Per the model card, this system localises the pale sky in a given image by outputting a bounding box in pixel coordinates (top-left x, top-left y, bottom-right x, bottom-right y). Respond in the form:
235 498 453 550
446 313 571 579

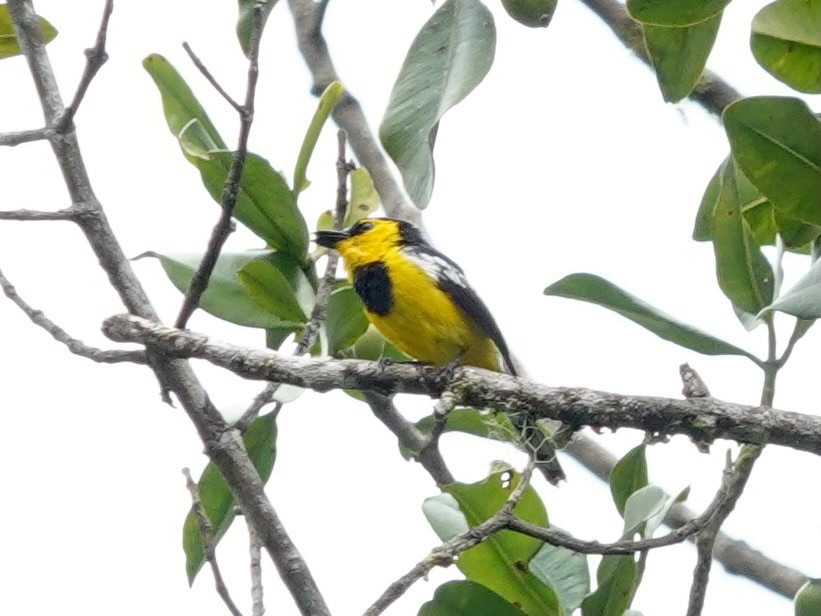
1 1 819 615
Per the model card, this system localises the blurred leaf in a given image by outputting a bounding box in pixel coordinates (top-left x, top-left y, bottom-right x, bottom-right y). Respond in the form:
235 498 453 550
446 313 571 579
760 258 821 319
238 256 312 324
610 445 648 517
183 412 277 584
236 0 277 58
143 55 309 257
627 0 730 26
581 556 636 616
724 96 821 227
622 485 666 538
293 81 344 195
643 14 722 102
529 539 591 615
751 0 821 93
711 158 775 315
419 581 528 616
326 285 370 353
795 578 821 616
417 408 516 442
442 470 560 616
645 486 689 538
545 274 759 361
345 167 381 226
0 6 58 59
266 327 293 350
774 210 821 249
500 0 558 28
379 0 495 208
135 250 303 329
351 325 410 362
423 492 471 541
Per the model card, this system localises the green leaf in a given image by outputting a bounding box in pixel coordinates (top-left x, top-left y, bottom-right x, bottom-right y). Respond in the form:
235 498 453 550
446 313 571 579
379 0 495 208
183 412 277 584
293 81 344 196
711 158 776 315
545 274 759 361
581 556 636 616
643 14 722 103
351 325 410 362
422 493 471 541
135 251 303 329
795 579 821 616
621 485 666 538
761 257 821 319
751 0 821 93
442 470 560 616
645 486 690 538
345 167 381 226
236 0 277 58
627 0 731 26
325 285 370 353
238 259 311 324
419 581 527 616
0 5 57 59
143 55 309 257
724 96 821 227
609 445 648 517
529 540 591 615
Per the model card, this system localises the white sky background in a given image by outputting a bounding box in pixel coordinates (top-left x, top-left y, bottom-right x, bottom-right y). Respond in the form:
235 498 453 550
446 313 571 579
1 0 819 614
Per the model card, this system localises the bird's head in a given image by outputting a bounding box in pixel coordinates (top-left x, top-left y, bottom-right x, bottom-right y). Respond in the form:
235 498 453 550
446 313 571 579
315 218 424 268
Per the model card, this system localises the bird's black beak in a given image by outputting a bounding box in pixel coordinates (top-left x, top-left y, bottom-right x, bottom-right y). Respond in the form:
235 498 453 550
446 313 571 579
314 229 349 249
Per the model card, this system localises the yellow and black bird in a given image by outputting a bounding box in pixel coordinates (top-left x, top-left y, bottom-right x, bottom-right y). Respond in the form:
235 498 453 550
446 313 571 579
315 217 566 484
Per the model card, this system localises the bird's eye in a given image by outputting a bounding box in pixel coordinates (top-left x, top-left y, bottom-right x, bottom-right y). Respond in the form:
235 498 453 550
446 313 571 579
352 220 374 235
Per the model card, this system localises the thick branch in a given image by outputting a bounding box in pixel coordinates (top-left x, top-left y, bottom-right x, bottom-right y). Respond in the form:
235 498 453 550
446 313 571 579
578 0 741 115
103 315 821 458
287 0 421 225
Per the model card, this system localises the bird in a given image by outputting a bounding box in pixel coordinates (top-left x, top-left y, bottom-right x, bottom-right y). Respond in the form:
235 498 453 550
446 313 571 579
315 217 566 484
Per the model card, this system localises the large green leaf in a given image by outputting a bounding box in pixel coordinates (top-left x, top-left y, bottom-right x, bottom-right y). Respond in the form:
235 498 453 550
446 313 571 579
627 0 731 26
183 412 277 584
236 0 278 58
711 158 776 315
238 253 314 324
724 96 821 227
135 251 304 329
379 0 495 208
419 581 527 616
293 81 344 196
143 55 309 258
325 285 370 354
529 540 591 615
643 14 722 103
609 445 648 517
751 0 821 93
581 556 636 616
0 5 57 59
760 257 821 319
621 485 666 538
545 274 759 361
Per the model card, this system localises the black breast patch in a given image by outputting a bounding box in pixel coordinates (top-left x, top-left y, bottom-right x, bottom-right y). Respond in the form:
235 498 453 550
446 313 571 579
353 261 393 316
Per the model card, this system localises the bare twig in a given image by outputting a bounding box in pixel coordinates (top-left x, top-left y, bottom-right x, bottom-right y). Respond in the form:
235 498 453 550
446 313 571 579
183 468 245 616
0 266 147 364
102 315 821 459
0 207 78 221
175 6 264 329
248 522 265 616
56 0 114 132
287 0 421 225
182 42 244 114
0 127 51 147
577 0 741 115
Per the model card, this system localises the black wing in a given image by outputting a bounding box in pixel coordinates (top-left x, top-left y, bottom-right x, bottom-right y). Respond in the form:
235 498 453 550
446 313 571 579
403 243 517 376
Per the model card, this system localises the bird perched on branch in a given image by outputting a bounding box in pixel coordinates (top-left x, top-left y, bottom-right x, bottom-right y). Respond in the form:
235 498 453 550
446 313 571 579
315 217 566 484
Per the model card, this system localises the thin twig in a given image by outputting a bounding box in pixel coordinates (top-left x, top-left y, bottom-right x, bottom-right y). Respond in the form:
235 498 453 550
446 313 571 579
0 207 77 221
175 6 264 329
183 468 245 616
248 521 265 616
0 127 51 147
56 0 114 132
363 458 537 616
182 42 244 114
0 266 147 364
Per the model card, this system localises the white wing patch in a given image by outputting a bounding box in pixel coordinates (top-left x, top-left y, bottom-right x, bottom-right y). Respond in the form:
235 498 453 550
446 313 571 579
404 247 468 288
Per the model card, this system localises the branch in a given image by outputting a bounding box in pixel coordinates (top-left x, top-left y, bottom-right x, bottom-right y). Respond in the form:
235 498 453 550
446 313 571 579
8 4 330 614
102 315 821 458
183 468 245 616
0 266 147 364
287 0 421 225
175 6 264 329
248 522 265 616
0 127 51 147
577 0 741 116
0 207 78 221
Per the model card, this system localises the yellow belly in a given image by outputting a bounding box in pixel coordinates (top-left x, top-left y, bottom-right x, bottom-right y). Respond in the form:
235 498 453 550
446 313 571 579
356 257 501 371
